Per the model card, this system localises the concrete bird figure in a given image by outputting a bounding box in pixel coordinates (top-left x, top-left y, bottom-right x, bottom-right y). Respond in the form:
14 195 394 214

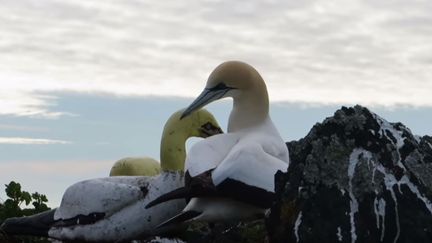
110 157 161 177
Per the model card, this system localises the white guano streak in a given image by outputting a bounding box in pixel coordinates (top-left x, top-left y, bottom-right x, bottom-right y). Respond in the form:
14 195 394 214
376 164 400 243
348 149 370 243
427 142 432 150
348 149 373 243
360 117 431 243
375 115 405 149
374 114 403 243
294 211 303 243
375 116 432 242
337 226 343 242
375 114 407 171
373 195 386 241
398 175 432 214
372 160 432 243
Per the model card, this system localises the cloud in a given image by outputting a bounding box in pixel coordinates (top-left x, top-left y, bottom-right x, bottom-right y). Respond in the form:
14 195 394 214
0 87 76 118
0 0 432 117
0 137 71 145
0 160 108 175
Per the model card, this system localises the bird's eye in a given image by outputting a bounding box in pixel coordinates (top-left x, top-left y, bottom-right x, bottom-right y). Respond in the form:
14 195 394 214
202 122 214 130
208 83 229 91
200 122 223 136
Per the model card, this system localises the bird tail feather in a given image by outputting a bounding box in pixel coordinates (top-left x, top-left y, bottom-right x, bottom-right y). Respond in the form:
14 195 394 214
156 210 202 229
145 187 190 209
0 209 56 237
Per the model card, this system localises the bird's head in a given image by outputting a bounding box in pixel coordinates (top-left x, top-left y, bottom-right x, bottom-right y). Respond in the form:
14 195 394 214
160 108 222 172
187 108 223 138
181 61 266 119
166 108 222 139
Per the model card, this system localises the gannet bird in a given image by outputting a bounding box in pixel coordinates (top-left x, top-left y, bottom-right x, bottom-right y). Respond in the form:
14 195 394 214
0 108 222 242
110 157 161 176
146 61 289 227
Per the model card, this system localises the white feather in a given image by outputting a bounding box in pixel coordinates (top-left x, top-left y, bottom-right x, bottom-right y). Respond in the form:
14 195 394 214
185 133 239 176
212 142 287 192
54 177 149 220
189 117 288 192
161 62 290 223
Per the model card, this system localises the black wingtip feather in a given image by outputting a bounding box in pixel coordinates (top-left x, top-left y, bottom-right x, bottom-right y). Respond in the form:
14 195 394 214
155 210 202 229
0 209 56 237
145 187 190 209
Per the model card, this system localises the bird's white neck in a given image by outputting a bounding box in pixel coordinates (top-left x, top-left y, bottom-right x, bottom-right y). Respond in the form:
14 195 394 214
228 87 269 132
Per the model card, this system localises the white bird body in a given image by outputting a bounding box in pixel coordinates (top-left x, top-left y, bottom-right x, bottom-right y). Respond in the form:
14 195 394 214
146 61 289 226
184 133 238 177
186 117 288 191
181 118 288 222
49 172 185 241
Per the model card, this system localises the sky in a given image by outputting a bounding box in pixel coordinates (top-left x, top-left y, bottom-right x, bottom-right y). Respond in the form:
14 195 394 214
0 0 431 207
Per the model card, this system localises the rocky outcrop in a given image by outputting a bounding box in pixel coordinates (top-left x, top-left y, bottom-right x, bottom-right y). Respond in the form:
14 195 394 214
268 105 432 243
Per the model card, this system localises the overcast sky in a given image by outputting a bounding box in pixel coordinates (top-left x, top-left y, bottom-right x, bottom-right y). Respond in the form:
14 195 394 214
1 0 432 118
0 0 431 206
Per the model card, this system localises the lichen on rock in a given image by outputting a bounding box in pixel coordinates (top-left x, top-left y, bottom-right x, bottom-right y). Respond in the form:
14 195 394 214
268 105 432 243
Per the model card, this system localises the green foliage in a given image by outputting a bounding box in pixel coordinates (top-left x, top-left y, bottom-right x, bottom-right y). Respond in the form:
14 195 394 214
31 192 50 214
0 181 52 243
0 181 51 221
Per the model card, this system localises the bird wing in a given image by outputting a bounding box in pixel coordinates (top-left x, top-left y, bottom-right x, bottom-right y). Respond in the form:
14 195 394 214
185 133 238 177
147 142 288 209
213 142 288 191
211 142 288 208
145 134 237 209
0 209 56 237
146 168 219 209
54 176 151 222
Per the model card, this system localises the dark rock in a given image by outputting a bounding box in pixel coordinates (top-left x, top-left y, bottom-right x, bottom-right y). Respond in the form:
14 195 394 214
173 220 267 243
267 105 432 243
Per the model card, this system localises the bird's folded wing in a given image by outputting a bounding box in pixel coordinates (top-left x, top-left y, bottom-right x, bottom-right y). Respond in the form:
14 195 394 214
185 133 238 177
147 166 280 209
211 143 288 208
145 170 214 208
54 177 150 221
146 145 287 209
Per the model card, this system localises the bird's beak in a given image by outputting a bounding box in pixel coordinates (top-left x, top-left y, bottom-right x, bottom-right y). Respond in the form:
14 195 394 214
181 88 228 119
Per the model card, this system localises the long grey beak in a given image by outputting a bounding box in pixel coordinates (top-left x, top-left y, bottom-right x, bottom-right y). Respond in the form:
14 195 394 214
181 88 228 119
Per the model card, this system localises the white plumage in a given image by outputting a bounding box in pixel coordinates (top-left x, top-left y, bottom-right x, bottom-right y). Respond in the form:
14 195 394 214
147 61 289 225
49 173 185 241
187 117 288 192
